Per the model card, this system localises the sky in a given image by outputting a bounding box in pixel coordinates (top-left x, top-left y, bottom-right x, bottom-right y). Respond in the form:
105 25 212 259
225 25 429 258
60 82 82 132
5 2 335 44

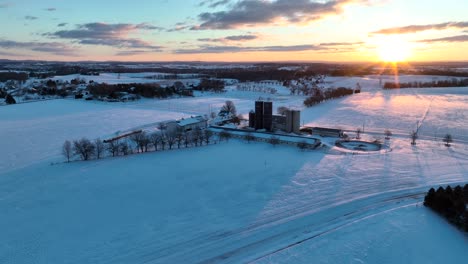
0 0 467 62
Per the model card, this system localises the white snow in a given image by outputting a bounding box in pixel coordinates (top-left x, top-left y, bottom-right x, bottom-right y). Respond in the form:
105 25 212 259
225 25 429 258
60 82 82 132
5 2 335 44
0 74 467 263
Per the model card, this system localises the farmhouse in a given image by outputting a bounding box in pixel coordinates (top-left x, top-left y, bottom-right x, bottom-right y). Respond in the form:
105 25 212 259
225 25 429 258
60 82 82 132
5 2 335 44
166 116 208 133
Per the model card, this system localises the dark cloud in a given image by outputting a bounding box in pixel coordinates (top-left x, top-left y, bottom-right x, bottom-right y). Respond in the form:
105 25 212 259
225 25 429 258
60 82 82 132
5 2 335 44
174 44 326 54
25 15 39 20
45 22 163 50
372 21 468 35
417 35 468 43
198 34 258 42
57 23 68 27
192 0 364 30
0 39 78 56
45 7 56 11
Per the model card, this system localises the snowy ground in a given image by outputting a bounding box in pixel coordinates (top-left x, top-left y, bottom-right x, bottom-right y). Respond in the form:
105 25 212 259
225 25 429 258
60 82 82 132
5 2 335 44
0 75 467 263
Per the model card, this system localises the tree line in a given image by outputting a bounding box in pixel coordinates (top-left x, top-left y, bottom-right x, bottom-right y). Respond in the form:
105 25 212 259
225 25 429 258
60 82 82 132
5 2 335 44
383 78 468 89
0 72 28 82
88 83 177 99
62 129 216 162
424 184 468 232
304 87 354 107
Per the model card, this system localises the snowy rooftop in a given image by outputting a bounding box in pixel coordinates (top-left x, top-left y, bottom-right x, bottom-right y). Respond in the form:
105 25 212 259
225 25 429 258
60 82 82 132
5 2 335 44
176 116 207 126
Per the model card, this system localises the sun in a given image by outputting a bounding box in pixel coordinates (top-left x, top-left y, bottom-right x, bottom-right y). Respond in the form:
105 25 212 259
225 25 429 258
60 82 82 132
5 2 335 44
375 36 412 62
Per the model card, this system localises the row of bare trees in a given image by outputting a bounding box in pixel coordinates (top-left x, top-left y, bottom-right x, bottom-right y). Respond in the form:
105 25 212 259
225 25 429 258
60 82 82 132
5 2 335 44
62 129 216 162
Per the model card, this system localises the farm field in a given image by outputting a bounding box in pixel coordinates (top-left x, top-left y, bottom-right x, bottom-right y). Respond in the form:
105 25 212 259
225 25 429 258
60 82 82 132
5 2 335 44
0 75 467 263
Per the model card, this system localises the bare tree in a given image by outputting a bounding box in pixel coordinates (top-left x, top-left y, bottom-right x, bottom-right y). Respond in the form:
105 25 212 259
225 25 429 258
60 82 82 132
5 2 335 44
130 132 149 153
160 135 167 150
277 106 289 116
204 130 213 145
184 131 191 147
443 133 453 147
106 140 120 157
193 129 203 146
62 140 72 162
356 128 361 139
95 138 105 159
73 138 95 161
244 132 255 143
119 141 130 155
150 132 162 151
221 100 237 116
410 131 418 145
219 131 231 142
167 135 176 150
384 129 392 140
176 132 184 149
269 136 280 146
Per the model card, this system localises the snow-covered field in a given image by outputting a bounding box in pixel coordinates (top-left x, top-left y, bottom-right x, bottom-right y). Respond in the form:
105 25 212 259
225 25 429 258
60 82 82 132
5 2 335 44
0 75 467 263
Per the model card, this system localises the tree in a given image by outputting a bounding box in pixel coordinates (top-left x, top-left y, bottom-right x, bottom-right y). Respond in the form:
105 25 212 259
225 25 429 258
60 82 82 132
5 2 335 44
244 132 255 143
183 131 191 147
95 138 105 159
410 131 418 145
106 140 120 157
130 132 149 153
176 132 184 149
219 131 231 142
73 138 95 161
5 94 16 104
268 136 280 146
119 141 130 155
62 140 72 162
193 129 203 146
384 129 392 140
277 106 289 115
356 128 361 139
221 100 237 116
150 132 162 151
167 135 176 150
204 130 213 145
443 134 453 147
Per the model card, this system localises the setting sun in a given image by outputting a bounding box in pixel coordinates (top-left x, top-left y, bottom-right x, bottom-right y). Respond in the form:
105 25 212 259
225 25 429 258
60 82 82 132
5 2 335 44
375 36 413 62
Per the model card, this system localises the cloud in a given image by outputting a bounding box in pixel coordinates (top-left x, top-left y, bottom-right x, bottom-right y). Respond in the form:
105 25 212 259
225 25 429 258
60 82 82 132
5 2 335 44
0 50 22 57
45 22 163 50
45 7 56 11
0 2 12 8
0 39 78 56
372 21 468 34
115 49 162 56
199 0 231 8
319 41 364 46
198 34 258 42
192 0 365 30
174 44 326 54
25 15 39 20
57 23 68 27
167 22 191 32
417 35 468 43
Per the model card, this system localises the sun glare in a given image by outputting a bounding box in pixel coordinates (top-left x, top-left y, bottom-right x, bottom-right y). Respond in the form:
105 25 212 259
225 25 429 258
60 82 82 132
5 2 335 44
375 36 412 62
